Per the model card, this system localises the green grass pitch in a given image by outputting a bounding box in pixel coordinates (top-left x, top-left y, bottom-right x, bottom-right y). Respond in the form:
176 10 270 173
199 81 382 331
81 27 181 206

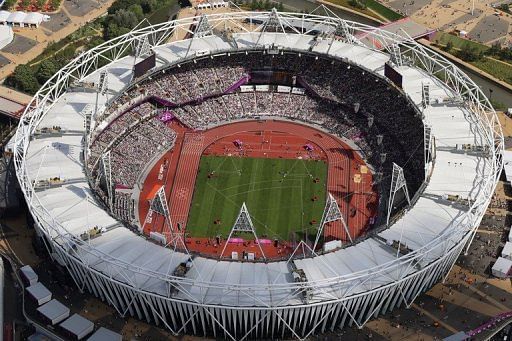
186 156 328 241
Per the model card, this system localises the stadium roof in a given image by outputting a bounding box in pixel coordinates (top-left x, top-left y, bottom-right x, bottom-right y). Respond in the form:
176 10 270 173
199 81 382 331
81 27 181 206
2 11 48 26
0 11 9 23
59 314 94 339
26 282 51 305
20 265 38 285
36 299 70 325
503 150 512 182
16 12 500 309
86 327 122 341
0 26 13 50
0 96 25 118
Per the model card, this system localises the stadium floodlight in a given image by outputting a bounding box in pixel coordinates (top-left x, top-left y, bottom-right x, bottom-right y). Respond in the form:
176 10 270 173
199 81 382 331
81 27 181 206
98 70 109 96
194 14 213 39
256 8 288 45
220 202 266 260
386 163 411 225
136 36 152 58
185 14 213 57
333 20 354 44
313 193 352 251
390 43 403 66
100 151 113 210
150 186 170 218
422 83 430 108
424 124 432 177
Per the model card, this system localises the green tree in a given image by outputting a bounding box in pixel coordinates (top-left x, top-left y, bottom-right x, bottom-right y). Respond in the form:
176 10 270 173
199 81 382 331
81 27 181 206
21 0 31 8
458 43 481 62
36 60 58 85
50 0 62 10
277 2 284 11
141 0 157 13
486 42 501 56
108 0 139 14
2 0 17 10
128 4 144 22
104 22 131 40
10 65 40 94
112 9 139 29
36 0 46 8
497 46 512 62
443 40 453 53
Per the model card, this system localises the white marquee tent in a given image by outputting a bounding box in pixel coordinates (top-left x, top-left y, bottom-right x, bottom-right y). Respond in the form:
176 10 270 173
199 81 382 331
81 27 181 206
0 25 13 50
0 10 49 27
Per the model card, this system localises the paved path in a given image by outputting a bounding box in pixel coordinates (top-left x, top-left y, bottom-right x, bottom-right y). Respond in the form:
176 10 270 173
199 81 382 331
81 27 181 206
381 0 512 46
0 0 115 84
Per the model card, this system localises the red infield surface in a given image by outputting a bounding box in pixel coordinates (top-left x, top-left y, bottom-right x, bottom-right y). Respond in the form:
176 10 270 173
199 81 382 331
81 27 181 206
138 119 378 258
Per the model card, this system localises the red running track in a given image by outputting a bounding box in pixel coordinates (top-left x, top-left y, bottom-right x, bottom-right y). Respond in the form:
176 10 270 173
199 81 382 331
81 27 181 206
138 119 378 257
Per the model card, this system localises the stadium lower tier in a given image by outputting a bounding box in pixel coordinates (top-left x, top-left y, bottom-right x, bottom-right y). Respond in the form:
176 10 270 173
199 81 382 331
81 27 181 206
137 119 378 259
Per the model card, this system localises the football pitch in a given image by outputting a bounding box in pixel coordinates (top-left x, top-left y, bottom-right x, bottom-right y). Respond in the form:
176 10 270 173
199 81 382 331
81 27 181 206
186 156 328 241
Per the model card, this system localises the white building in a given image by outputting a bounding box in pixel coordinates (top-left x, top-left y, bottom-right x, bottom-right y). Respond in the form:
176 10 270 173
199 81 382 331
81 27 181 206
492 257 512 278
0 11 49 27
502 241 512 260
0 25 13 50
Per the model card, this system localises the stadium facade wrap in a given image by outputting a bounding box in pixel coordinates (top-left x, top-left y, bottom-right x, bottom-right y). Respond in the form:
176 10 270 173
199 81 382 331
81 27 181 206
13 10 503 340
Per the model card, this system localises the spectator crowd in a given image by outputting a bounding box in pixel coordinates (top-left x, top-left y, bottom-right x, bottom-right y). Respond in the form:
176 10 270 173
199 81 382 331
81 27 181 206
87 51 425 224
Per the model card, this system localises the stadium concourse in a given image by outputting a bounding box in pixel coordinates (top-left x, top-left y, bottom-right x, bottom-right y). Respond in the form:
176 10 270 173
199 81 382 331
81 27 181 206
137 119 377 259
13 10 503 340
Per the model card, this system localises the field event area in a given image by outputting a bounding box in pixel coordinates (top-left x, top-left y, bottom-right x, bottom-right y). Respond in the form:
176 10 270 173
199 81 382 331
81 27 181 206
187 155 328 241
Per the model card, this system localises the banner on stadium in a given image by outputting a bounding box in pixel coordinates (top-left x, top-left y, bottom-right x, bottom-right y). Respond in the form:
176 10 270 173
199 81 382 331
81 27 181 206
240 85 254 92
255 85 269 92
291 87 305 95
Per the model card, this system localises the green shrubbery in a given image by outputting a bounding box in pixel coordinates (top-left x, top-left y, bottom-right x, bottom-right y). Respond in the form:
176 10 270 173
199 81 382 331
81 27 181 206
5 0 175 94
1 0 16 10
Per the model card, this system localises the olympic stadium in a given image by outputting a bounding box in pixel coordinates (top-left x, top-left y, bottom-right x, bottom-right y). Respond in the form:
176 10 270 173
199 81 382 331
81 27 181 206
13 9 503 340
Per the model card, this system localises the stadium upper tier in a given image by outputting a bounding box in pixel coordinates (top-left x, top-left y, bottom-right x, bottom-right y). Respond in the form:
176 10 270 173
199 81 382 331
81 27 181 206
14 10 503 339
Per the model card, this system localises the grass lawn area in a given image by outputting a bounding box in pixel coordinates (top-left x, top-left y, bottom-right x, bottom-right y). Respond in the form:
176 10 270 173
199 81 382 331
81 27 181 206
147 0 179 25
321 0 402 21
187 156 328 241
363 0 403 21
434 31 489 54
471 58 512 86
320 0 381 20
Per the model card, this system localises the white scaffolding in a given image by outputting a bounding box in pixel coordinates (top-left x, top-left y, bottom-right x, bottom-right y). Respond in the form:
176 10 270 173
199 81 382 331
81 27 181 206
220 203 266 260
386 163 411 225
390 43 402 66
98 70 109 96
313 193 352 251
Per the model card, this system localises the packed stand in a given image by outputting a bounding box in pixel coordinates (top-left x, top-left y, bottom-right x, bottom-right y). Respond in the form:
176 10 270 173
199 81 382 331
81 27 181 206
89 50 425 223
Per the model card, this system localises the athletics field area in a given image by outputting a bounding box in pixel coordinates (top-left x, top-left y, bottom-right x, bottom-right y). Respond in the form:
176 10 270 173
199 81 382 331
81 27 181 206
186 155 328 241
